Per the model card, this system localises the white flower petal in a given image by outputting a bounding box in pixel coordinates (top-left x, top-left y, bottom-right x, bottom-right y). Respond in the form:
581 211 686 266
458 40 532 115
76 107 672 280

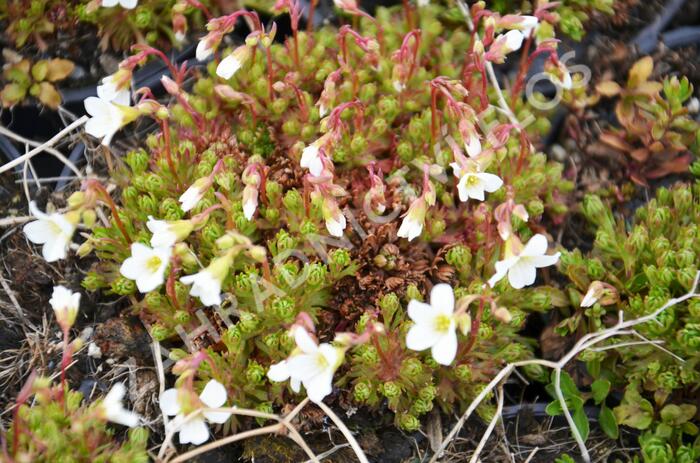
479 173 503 193
507 260 537 289
407 300 435 324
430 328 457 365
529 252 560 268
216 54 242 80
267 360 291 382
294 327 318 355
199 380 227 408
203 409 231 424
287 353 324 381
120 0 137 8
405 323 438 351
179 417 210 445
430 283 455 314
159 388 181 416
304 371 334 403
521 234 549 257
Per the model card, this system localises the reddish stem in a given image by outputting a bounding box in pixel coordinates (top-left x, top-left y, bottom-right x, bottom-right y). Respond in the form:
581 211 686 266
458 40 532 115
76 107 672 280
161 120 181 187
87 181 132 245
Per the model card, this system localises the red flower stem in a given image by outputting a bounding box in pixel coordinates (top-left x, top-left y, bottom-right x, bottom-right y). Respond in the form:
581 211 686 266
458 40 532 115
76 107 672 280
161 120 181 187
88 181 132 245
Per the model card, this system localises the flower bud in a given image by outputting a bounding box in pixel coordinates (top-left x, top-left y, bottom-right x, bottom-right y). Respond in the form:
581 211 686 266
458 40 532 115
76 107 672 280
111 276 136 295
353 381 372 402
400 358 423 378
381 381 401 399
246 361 266 383
397 413 420 431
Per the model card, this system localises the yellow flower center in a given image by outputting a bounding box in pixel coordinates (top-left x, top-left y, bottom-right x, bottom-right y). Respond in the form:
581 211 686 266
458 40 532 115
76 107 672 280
434 314 452 333
146 256 163 272
315 352 329 369
465 175 480 187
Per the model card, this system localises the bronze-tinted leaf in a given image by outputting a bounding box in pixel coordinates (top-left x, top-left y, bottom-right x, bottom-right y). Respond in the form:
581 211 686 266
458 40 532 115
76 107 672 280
37 82 62 109
46 59 75 82
0 83 27 107
31 60 49 82
595 80 621 97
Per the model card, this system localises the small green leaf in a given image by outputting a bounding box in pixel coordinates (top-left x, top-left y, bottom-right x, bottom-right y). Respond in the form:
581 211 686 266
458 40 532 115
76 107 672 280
573 406 590 442
31 60 49 82
0 83 27 107
591 378 611 404
599 405 619 439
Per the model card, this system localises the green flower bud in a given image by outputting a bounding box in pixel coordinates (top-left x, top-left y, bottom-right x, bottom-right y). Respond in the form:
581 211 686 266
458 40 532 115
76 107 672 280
144 173 165 194
174 310 190 324
455 364 472 381
382 381 401 399
582 195 607 223
126 149 149 174
377 96 399 119
329 248 351 267
397 413 420 431
350 135 367 155
651 236 670 257
372 118 388 135
418 385 436 402
586 259 606 280
271 296 296 322
406 284 422 302
246 361 266 383
358 345 379 365
159 198 184 220
359 82 377 102
411 399 433 415
137 195 158 215
628 225 648 253
380 292 400 312
111 276 136 295
263 332 280 349
238 311 260 333
397 141 413 162
353 381 372 402
271 98 288 115
134 7 153 28
678 323 700 348
122 186 139 206
656 371 679 390
223 325 243 345
446 245 472 268
82 272 106 291
283 189 303 215
128 427 149 447
282 119 301 136
150 324 170 341
202 221 225 244
641 436 673 462
306 262 327 287
399 358 423 378
144 291 167 310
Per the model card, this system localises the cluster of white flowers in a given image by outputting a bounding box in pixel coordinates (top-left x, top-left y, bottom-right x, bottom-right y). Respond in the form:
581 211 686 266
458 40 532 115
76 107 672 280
159 379 230 445
267 326 345 403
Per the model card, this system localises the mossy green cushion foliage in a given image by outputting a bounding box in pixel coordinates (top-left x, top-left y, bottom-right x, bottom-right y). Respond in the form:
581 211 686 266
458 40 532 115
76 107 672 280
0 0 214 50
6 386 148 462
82 3 574 430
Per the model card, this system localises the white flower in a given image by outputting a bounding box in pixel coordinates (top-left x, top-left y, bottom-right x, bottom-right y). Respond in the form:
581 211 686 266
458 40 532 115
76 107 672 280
321 199 346 237
397 213 423 241
242 185 258 220
175 31 186 43
417 0 429 7
268 327 343 403
503 29 525 53
23 201 76 262
216 45 251 80
398 195 431 241
180 252 233 306
580 288 598 307
488 234 560 289
49 285 80 329
300 143 324 177
518 15 539 37
119 243 172 293
464 134 482 158
179 177 212 212
96 74 130 106
196 38 215 61
405 284 459 365
452 165 503 202
102 0 137 9
147 216 194 248
84 96 129 147
160 380 230 446
102 383 141 427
